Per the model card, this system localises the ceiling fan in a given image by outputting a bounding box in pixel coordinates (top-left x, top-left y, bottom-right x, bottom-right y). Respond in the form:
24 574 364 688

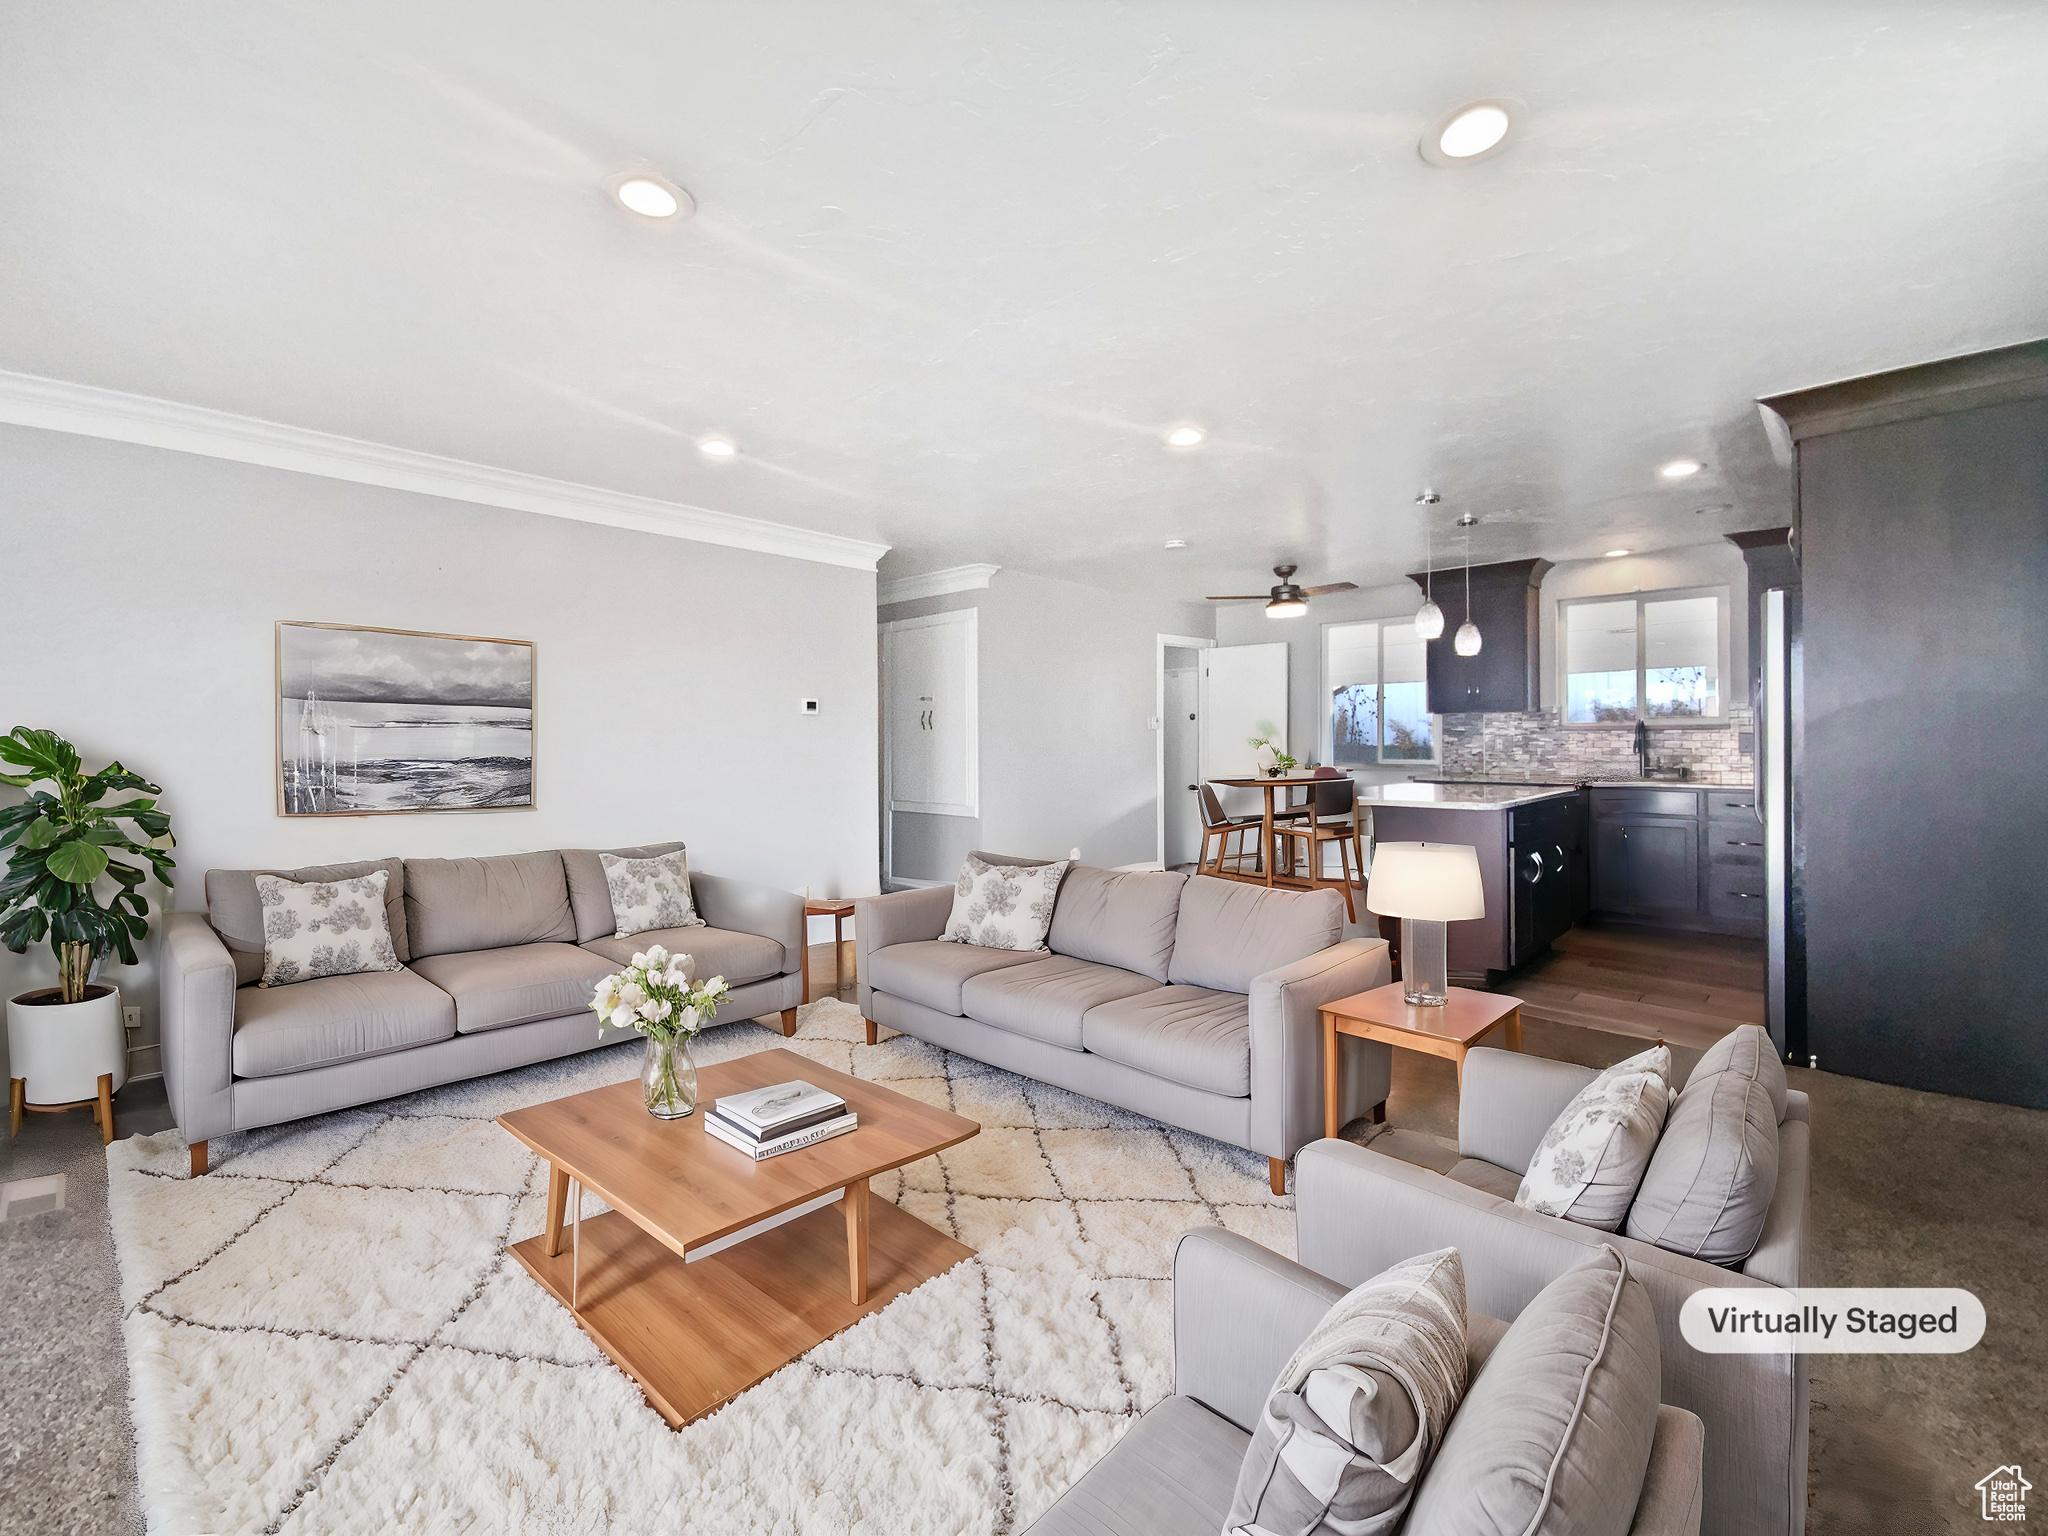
1206 564 1357 619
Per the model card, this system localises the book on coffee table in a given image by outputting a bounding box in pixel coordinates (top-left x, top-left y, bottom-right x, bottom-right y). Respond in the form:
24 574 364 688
705 1109 858 1160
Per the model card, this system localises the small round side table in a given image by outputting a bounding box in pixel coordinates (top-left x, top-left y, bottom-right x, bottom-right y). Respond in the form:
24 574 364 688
803 898 858 1003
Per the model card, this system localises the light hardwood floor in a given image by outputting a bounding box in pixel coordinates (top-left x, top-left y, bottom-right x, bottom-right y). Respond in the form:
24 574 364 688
1491 923 1765 1052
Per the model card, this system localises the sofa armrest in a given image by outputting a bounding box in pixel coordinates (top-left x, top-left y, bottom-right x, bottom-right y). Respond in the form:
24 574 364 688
1172 1228 1345 1435
854 886 954 1014
690 872 805 976
1246 937 1393 1161
1629 1405 1706 1536
1458 1047 1598 1173
1742 1110 1810 1289
158 911 237 1144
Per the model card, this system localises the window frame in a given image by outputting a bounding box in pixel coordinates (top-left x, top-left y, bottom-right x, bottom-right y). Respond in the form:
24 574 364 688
1320 616 1442 767
1557 583 1732 730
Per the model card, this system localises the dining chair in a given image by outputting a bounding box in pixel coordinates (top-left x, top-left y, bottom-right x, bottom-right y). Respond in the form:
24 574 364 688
1197 783 1263 878
1272 776 1367 921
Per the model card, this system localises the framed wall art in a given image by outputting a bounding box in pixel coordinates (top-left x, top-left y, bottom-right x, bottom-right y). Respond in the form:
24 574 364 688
276 621 535 815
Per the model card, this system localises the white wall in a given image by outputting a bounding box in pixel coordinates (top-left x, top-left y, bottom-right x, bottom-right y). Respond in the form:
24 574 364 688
0 425 880 1080
1215 541 1750 770
880 570 1213 878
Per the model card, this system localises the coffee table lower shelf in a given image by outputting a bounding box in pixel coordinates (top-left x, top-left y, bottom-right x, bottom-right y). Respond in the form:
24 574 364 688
508 1198 973 1428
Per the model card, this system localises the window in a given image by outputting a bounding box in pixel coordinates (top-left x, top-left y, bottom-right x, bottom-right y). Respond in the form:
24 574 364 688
1561 587 1726 726
1325 619 1438 764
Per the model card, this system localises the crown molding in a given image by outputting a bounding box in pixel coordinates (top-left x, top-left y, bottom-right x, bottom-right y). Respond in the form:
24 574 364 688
0 369 891 573
877 563 1001 605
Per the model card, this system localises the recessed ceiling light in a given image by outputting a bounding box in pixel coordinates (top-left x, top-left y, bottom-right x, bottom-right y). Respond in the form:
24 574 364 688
1421 101 1516 166
1164 539 1188 550
698 436 736 458
1455 513 1480 527
1605 548 1632 558
608 172 694 221
1659 459 1703 480
1165 425 1205 448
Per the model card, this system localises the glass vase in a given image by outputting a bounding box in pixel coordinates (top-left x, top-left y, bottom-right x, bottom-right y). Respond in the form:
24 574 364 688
641 1034 698 1119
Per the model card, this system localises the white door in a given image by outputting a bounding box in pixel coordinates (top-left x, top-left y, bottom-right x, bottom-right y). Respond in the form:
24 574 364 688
882 610 978 818
1201 642 1290 782
1164 666 1202 866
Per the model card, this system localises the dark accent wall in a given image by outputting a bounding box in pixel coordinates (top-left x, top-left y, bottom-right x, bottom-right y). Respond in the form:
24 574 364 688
1785 378 2048 1108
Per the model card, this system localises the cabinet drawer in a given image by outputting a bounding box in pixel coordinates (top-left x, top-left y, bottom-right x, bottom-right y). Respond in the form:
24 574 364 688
1704 791 1758 823
1707 882 1768 932
1592 788 1699 818
1706 832 1766 868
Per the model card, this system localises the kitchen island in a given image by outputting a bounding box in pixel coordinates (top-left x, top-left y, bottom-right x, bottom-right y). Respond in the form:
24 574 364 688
1360 781 1587 979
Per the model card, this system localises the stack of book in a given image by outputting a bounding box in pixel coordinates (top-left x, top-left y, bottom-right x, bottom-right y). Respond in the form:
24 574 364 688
705 1080 857 1160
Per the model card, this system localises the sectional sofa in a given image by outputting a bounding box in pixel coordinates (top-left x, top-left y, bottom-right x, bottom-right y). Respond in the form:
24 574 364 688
159 843 804 1173
856 860 1393 1191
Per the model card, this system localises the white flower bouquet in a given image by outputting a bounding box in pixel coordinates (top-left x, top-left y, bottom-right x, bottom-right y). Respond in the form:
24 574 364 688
590 944 731 1118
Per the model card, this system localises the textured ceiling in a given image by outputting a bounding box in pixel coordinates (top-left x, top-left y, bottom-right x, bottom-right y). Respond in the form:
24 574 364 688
4 1 2046 596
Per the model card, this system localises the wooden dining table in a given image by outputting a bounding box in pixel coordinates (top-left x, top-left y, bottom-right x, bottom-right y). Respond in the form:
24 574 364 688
1207 773 1330 888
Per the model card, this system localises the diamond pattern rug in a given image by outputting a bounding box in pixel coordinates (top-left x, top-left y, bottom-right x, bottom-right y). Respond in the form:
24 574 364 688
108 997 1297 1534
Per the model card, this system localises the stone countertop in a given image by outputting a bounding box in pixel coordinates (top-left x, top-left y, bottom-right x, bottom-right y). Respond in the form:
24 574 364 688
1414 775 1756 791
1355 782 1582 811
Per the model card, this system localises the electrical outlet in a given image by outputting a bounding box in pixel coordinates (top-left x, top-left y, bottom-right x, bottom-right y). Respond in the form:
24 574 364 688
123 1006 143 1032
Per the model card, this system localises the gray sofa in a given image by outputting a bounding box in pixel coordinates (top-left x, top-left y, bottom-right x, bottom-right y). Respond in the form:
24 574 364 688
1026 1227 1706 1536
160 843 804 1172
1293 1043 1810 1536
856 863 1393 1191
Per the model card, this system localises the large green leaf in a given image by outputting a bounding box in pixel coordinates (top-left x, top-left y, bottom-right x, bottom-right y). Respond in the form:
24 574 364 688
45 839 111 884
0 727 81 783
19 817 65 850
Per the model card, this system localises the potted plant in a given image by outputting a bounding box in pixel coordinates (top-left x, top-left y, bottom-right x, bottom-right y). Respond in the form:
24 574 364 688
1 727 176 1133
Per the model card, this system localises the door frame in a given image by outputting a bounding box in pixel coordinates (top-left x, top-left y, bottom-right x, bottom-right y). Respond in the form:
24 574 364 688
1154 633 1216 868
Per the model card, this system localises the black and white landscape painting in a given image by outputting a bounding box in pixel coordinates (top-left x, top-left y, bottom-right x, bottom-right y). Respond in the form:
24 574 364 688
277 623 534 814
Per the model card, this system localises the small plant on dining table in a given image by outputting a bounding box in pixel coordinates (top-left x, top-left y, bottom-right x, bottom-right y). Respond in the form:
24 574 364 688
1247 733 1299 777
590 945 730 1118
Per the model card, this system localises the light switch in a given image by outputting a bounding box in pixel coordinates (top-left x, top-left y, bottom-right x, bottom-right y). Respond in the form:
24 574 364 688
799 699 820 716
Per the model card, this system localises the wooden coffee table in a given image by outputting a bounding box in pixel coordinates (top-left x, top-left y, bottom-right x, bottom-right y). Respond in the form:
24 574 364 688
497 1046 979 1427
1318 983 1523 1138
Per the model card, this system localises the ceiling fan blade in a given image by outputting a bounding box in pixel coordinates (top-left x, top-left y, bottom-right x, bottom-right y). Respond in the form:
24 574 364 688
1301 582 1359 597
1205 594 1272 602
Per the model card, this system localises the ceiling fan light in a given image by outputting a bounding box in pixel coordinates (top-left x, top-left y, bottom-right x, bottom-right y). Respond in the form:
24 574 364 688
1266 598 1308 619
1414 599 1445 640
1454 621 1483 657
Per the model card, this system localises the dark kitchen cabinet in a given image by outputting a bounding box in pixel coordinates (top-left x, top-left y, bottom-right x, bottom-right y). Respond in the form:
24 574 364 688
1405 558 1552 714
1590 788 1702 922
1509 795 1578 965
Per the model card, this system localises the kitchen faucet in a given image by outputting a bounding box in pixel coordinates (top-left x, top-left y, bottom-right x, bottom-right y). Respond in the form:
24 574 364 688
1633 719 1651 778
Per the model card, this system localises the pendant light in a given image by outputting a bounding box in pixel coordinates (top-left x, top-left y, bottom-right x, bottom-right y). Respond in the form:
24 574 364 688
1453 523 1483 656
1414 491 1445 640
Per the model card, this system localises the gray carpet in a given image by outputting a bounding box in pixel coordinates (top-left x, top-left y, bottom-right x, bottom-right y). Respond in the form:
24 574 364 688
6 1038 2045 1533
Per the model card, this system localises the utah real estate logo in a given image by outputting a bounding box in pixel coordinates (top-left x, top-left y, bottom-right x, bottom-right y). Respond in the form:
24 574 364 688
1977 1465 2030 1523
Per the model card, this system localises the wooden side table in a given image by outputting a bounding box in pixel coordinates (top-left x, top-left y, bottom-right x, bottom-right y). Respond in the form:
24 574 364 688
1318 983 1523 1139
803 898 858 1004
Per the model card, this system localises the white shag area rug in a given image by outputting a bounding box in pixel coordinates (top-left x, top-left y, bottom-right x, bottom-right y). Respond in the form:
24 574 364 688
108 997 1297 1535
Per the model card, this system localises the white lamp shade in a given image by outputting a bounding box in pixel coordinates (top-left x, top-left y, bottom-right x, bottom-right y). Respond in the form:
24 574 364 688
1366 841 1486 920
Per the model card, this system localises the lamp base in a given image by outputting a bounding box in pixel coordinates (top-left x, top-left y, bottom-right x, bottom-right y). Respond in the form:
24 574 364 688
1400 918 1451 1006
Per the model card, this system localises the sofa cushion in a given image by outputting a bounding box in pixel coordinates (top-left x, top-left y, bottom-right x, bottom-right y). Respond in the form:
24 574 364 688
1687 1021 1787 1124
207 857 408 987
960 953 1160 1050
1027 1395 1245 1536
232 967 455 1078
602 849 705 938
407 942 616 1034
1404 1246 1660 1536
1046 866 1189 983
1166 876 1343 994
403 852 577 958
582 925 785 987
1514 1045 1672 1233
868 939 1043 1016
254 871 404 987
561 843 687 942
942 853 1072 951
1226 1247 1469 1536
1449 1157 1524 1201
1082 985 1251 1097
1625 1065 1780 1263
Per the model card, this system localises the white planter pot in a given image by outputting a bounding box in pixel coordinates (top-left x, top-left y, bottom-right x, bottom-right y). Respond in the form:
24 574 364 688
7 983 127 1105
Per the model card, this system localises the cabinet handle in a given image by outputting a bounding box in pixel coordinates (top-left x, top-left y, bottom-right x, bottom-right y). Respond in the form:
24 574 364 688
1731 891 1763 900
1724 840 1763 848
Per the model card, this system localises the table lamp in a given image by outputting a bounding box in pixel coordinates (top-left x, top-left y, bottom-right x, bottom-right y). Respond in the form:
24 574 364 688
1365 841 1485 1006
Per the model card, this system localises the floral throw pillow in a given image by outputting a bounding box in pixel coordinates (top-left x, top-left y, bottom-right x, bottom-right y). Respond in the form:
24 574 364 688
603 850 705 938
1514 1044 1672 1231
255 870 403 987
940 854 1072 951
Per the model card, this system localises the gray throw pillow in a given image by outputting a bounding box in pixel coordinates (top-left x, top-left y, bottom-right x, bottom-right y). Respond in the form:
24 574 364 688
1514 1045 1671 1232
1625 1065 1780 1262
1404 1246 1660 1536
1225 1248 1468 1536
941 853 1071 951
1686 1022 1787 1124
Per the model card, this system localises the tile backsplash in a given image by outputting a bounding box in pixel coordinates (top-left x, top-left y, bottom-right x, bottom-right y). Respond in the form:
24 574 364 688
1438 708 1754 785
